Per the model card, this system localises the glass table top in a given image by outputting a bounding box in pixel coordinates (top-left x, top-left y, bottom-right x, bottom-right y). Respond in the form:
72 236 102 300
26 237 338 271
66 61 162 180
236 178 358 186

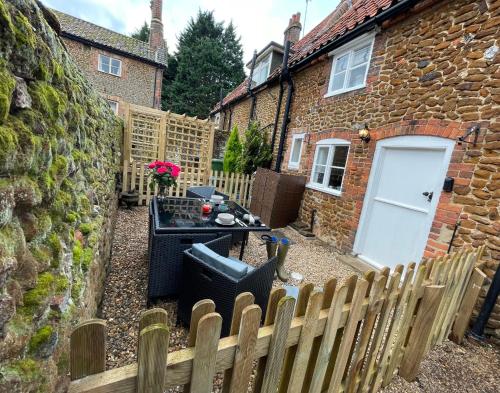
152 197 268 233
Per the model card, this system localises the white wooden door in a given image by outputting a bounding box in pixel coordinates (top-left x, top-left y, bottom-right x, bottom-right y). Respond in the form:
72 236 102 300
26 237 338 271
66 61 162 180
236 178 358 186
353 136 455 269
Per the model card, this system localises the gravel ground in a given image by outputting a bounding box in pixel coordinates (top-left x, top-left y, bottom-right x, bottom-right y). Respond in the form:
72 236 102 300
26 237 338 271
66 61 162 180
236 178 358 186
381 339 500 393
101 206 500 392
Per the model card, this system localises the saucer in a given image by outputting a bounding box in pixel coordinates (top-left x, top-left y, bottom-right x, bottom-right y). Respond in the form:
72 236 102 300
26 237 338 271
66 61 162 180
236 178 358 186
215 218 235 226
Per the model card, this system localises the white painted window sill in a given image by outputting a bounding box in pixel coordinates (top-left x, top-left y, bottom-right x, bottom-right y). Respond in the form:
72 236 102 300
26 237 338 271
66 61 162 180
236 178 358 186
98 69 121 78
306 183 342 197
288 163 300 170
324 85 365 98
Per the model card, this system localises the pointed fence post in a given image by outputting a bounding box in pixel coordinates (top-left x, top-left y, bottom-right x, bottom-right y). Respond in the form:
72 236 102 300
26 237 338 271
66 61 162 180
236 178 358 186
261 296 296 393
222 293 255 393
183 299 216 393
253 287 286 392
70 319 107 381
190 313 223 393
228 305 262 393
450 268 487 344
137 323 170 393
399 285 445 381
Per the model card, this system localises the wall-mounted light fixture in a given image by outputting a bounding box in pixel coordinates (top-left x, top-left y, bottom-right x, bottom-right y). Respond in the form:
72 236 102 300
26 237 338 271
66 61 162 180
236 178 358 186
457 125 480 146
358 127 371 143
304 133 312 145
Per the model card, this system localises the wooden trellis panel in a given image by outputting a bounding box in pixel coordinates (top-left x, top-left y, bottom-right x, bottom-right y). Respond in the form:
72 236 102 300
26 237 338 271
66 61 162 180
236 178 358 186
123 104 214 183
164 112 214 182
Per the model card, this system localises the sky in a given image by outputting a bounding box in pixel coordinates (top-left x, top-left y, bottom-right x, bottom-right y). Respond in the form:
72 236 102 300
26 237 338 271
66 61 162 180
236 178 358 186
42 0 339 63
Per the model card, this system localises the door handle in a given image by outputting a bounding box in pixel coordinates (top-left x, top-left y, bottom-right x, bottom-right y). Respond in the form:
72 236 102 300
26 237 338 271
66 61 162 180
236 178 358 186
422 191 433 202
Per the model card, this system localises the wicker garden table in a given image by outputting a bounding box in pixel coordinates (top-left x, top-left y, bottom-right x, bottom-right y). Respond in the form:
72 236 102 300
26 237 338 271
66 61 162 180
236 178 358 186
147 196 270 302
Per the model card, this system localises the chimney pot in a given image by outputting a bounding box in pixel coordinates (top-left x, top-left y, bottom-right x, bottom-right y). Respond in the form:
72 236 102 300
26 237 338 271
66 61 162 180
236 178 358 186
149 0 165 51
284 11 302 45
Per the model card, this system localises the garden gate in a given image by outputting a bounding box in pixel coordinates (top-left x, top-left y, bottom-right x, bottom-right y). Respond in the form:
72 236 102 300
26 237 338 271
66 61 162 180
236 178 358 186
68 247 486 393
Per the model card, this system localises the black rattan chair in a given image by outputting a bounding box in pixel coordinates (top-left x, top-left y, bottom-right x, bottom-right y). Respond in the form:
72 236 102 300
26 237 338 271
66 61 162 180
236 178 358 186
177 235 277 336
147 202 218 301
186 186 229 200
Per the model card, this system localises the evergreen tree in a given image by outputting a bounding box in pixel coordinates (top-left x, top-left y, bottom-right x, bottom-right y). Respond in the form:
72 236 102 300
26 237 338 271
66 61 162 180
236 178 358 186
162 11 245 118
223 126 242 173
131 21 150 42
239 122 272 175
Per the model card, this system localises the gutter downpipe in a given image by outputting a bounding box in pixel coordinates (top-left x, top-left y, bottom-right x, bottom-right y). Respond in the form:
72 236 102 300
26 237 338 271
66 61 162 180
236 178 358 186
270 41 290 154
275 40 294 173
248 51 258 126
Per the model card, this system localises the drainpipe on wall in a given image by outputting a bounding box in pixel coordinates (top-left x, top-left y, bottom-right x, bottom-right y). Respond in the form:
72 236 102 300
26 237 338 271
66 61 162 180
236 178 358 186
270 41 291 155
248 50 258 126
218 87 224 129
275 40 294 173
470 266 500 340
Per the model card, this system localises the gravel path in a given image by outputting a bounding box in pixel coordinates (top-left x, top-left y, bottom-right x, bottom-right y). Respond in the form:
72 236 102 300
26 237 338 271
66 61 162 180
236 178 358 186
101 206 500 392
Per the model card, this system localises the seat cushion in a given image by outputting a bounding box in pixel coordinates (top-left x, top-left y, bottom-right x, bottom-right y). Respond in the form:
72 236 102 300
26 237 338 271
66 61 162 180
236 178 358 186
192 243 248 279
228 256 255 273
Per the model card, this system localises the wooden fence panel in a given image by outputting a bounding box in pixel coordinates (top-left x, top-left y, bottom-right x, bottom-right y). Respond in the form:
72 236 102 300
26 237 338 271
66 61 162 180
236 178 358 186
68 248 483 393
122 162 254 208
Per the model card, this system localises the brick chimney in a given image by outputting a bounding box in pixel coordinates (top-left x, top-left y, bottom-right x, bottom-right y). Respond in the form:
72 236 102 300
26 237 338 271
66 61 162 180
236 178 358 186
149 0 166 51
284 13 302 45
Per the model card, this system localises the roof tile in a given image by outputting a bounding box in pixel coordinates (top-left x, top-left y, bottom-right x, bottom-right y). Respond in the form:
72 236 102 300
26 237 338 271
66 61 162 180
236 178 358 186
214 0 397 112
54 10 167 66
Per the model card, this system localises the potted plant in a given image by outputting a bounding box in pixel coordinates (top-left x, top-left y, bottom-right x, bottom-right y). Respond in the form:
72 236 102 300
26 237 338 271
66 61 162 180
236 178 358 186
147 160 181 201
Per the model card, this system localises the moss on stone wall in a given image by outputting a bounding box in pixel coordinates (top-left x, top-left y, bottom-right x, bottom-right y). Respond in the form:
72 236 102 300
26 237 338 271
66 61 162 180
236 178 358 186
28 325 53 353
0 0 122 390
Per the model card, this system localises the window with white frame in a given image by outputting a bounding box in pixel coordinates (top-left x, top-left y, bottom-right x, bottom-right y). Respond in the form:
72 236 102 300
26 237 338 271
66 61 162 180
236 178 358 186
107 100 118 114
326 34 374 96
98 54 122 76
308 139 350 195
252 54 271 86
288 133 305 169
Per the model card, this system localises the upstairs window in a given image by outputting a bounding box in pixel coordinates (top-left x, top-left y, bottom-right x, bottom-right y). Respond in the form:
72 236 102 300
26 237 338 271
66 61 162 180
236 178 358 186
308 139 350 196
98 54 122 76
288 133 305 170
326 34 374 97
252 54 271 86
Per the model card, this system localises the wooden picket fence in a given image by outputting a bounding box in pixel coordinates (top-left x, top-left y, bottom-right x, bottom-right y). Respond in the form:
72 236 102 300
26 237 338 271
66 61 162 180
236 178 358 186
122 159 254 208
68 247 486 393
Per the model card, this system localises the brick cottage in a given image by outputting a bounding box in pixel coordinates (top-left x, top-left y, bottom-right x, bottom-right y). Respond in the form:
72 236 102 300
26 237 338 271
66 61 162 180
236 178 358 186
53 0 167 116
212 0 500 340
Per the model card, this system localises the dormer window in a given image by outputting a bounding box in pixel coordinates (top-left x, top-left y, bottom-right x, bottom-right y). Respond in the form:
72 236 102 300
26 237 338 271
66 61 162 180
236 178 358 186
252 54 271 86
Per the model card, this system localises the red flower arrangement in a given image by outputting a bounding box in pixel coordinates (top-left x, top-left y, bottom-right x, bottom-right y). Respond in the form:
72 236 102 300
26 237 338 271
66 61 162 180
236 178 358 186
147 160 181 191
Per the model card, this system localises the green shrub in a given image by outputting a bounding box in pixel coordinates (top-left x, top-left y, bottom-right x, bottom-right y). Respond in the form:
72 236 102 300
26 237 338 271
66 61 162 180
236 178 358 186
223 125 242 173
239 121 272 174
